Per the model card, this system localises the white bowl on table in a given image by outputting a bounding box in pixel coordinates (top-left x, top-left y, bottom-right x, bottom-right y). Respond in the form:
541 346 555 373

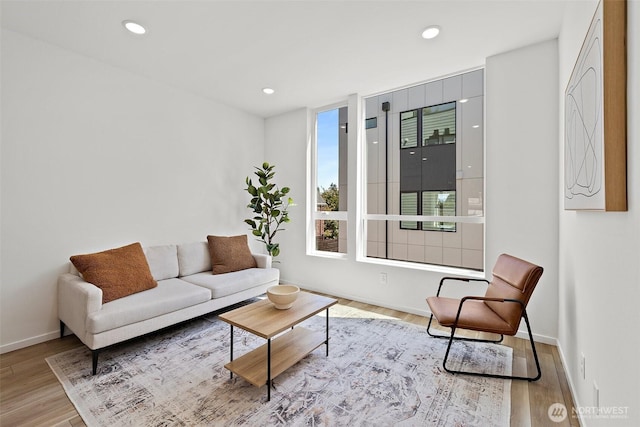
266 285 300 310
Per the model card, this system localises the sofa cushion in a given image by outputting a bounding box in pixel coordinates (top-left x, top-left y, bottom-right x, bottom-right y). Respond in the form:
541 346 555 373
70 243 157 304
144 244 179 281
177 242 212 277
181 268 279 299
207 235 257 274
87 278 211 334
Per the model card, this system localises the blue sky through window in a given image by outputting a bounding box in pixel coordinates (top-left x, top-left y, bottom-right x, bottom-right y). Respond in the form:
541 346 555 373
317 108 339 191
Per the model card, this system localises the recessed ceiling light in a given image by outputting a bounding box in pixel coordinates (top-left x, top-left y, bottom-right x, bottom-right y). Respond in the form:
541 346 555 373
459 98 469 103
122 20 146 35
421 25 440 40
262 87 275 95
472 125 480 128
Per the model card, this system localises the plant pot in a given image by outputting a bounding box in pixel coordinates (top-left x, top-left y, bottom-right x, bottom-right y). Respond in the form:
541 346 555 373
266 285 300 310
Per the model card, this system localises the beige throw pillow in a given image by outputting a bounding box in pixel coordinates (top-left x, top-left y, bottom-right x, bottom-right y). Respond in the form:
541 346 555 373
70 242 158 303
207 235 257 274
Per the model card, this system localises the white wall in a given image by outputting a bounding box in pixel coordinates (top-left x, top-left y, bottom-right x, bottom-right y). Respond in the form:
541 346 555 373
485 39 560 342
0 30 265 352
265 40 560 342
558 1 640 425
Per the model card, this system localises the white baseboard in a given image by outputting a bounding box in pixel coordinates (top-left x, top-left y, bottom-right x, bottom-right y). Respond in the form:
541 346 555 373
283 280 432 317
556 342 586 425
513 329 557 346
284 279 558 346
1 330 60 354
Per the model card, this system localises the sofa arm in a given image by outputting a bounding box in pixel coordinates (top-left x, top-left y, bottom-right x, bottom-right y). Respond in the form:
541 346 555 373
58 273 103 340
252 253 272 269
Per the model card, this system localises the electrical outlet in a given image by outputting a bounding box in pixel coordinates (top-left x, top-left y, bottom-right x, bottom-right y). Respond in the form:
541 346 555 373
379 272 388 285
580 353 586 379
593 381 599 411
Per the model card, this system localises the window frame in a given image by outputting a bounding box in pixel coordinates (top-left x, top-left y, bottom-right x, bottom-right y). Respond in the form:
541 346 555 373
307 102 349 259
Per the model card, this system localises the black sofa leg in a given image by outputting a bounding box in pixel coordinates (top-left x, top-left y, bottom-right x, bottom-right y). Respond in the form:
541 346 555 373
92 350 99 375
59 321 100 375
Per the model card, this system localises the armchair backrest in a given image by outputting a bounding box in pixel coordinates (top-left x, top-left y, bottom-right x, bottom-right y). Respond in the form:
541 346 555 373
484 254 544 333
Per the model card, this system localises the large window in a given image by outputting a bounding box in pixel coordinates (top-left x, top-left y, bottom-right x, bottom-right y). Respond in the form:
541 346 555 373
364 69 485 271
310 105 348 255
307 71 484 271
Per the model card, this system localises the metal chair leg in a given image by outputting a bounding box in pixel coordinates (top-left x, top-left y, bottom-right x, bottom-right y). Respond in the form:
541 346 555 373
441 311 541 381
427 314 503 344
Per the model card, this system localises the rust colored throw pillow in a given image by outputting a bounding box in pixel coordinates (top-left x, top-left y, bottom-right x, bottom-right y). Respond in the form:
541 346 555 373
207 235 257 275
70 242 158 304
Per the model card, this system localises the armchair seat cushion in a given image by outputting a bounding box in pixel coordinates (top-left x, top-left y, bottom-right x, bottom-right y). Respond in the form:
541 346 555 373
426 296 515 335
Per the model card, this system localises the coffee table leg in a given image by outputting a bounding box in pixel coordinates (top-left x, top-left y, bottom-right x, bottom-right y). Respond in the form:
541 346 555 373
326 307 330 356
267 338 272 401
230 325 234 379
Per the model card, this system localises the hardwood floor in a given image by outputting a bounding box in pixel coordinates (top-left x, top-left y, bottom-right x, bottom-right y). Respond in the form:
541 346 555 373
0 295 579 426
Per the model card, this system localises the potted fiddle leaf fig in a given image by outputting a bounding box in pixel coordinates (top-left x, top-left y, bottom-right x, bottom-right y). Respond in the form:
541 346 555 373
244 162 293 258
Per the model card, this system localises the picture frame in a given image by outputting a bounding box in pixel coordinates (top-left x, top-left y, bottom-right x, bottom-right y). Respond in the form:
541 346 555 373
564 0 627 211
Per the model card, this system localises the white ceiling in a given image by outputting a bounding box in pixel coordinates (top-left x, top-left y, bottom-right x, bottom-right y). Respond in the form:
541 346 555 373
1 0 567 118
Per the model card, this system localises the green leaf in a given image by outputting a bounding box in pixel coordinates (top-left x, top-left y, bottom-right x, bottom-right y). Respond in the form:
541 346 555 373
244 163 292 258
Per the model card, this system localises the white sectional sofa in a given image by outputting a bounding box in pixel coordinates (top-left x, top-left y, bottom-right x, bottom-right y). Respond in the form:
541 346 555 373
58 241 279 374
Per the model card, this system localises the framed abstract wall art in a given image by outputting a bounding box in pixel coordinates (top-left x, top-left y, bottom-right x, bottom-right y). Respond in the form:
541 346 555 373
564 0 627 211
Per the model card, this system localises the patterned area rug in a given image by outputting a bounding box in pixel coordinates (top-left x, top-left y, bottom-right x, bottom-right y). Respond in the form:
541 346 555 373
47 303 511 426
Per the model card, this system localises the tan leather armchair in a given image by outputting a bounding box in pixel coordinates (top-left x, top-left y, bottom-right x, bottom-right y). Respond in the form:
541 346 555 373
426 253 543 381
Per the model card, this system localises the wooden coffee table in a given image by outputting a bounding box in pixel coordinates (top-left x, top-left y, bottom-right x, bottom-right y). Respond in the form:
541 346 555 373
219 291 337 401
